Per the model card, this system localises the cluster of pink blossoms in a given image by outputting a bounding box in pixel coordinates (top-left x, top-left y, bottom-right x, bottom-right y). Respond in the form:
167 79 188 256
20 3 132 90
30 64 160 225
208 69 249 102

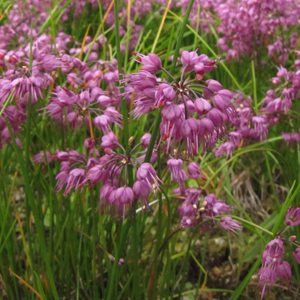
175 187 242 232
263 52 300 145
0 0 181 147
121 50 242 231
31 50 243 231
214 51 300 159
0 33 68 147
216 0 300 63
213 91 269 159
125 50 238 158
258 207 300 298
179 0 300 63
37 132 161 220
1 0 299 298
0 0 99 49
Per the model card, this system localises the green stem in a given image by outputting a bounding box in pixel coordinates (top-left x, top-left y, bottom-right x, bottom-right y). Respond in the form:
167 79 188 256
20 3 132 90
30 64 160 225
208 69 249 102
169 0 195 74
251 60 257 110
231 216 273 236
114 0 133 187
5 118 59 300
145 111 161 163
229 182 300 300
0 89 15 118
145 0 196 162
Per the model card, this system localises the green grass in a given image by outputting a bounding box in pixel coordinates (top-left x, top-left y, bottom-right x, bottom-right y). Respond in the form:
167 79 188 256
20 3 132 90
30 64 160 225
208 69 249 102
0 0 300 299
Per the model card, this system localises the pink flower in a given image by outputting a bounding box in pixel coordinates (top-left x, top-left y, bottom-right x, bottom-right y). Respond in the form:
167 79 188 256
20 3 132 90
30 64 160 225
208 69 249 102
285 207 300 226
161 103 183 121
84 138 95 150
136 163 162 191
214 142 235 160
154 83 176 107
167 159 188 193
258 238 291 298
63 168 86 196
133 52 162 73
263 239 285 266
181 50 199 72
80 165 108 188
94 115 112 133
178 201 196 219
219 216 242 233
258 267 277 298
277 261 291 283
187 162 206 180
55 171 69 193
32 150 52 164
207 108 224 129
115 186 135 220
101 132 119 150
203 79 222 99
194 98 212 115
140 133 151 148
292 248 300 264
116 187 134 205
133 180 150 209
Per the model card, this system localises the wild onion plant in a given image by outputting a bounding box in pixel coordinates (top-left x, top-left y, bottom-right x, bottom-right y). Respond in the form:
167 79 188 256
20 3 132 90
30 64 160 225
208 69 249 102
0 0 300 299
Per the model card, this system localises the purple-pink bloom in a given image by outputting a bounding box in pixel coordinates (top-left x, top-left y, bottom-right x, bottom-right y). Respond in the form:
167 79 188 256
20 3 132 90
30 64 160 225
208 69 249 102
285 207 300 226
258 267 277 298
115 186 135 220
140 133 151 148
118 258 125 267
257 237 291 298
63 168 86 197
161 103 183 121
32 150 52 164
178 201 196 219
80 165 108 188
84 138 95 150
133 180 150 209
277 261 291 283
281 133 300 146
133 52 162 73
154 83 176 107
116 186 134 205
101 132 119 150
180 50 199 72
136 163 162 191
194 98 212 115
203 79 222 99
94 115 112 133
219 216 242 233
167 158 187 193
187 162 206 180
292 248 300 264
263 238 285 266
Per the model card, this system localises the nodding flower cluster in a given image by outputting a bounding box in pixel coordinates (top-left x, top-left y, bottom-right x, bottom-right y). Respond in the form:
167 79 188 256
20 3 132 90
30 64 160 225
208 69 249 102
214 52 300 159
262 53 300 145
124 51 238 159
258 206 300 298
35 132 161 220
175 188 242 233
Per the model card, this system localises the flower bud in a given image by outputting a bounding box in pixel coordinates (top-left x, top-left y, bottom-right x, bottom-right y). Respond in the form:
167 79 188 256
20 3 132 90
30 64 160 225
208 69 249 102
84 138 95 150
